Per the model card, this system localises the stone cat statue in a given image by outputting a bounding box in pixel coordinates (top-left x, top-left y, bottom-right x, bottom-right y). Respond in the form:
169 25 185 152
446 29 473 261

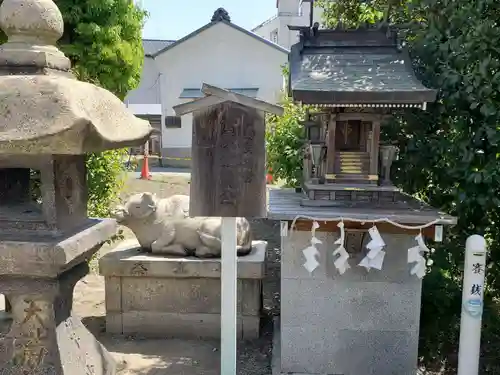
112 192 253 258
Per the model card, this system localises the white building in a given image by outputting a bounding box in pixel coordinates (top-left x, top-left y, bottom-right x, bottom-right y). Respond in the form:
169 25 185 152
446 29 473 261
124 39 174 155
252 0 323 50
151 14 289 167
125 4 322 165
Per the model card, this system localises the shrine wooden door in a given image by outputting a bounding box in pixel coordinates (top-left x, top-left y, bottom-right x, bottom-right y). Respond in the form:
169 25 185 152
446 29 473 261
335 120 361 151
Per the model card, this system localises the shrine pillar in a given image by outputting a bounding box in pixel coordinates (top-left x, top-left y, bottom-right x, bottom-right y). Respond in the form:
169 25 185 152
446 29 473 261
325 113 337 178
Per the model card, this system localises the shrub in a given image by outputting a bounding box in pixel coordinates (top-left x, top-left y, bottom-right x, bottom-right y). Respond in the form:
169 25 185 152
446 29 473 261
266 96 308 187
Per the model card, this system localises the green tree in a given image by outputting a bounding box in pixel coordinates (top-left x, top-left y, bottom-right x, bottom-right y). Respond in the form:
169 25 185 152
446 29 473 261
315 0 384 27
328 1 500 372
266 95 307 187
56 0 146 100
0 0 148 217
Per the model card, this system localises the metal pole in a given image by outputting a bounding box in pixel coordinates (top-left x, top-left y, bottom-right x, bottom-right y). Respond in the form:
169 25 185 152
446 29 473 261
221 217 237 375
457 235 487 375
157 72 164 167
309 0 314 27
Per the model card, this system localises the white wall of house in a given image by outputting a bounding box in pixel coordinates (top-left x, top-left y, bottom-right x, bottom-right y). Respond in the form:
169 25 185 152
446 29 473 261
252 16 280 45
155 22 288 152
253 0 324 50
124 57 161 108
124 49 167 156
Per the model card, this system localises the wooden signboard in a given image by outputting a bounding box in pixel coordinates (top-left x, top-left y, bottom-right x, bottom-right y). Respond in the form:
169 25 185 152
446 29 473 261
173 83 284 218
174 84 284 375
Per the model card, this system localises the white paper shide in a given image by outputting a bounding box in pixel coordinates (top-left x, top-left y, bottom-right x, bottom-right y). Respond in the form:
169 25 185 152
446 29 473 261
302 221 321 273
332 221 350 274
407 233 430 278
359 225 386 271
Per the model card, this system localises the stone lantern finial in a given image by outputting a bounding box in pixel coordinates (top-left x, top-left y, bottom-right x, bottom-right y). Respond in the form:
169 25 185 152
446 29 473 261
0 0 70 70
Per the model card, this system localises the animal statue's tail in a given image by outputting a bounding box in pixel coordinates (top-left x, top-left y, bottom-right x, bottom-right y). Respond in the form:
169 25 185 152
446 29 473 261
197 218 253 256
236 218 253 256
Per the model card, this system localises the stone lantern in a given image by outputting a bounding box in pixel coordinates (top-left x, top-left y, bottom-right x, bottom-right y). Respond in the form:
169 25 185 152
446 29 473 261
302 117 327 183
0 0 152 374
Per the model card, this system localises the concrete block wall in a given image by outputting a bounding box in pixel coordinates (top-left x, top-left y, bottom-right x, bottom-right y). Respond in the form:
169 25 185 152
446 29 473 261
280 230 422 375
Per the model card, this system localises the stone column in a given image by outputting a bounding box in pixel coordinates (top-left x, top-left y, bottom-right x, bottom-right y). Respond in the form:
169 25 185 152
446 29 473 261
370 120 380 184
1 291 60 373
0 259 116 375
380 145 398 185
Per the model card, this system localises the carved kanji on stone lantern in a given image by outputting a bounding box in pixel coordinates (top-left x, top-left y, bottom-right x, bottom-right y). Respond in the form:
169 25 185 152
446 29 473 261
0 0 152 374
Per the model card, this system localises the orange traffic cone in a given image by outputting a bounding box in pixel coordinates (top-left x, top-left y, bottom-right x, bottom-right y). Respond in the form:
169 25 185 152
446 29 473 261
140 154 151 180
266 167 273 184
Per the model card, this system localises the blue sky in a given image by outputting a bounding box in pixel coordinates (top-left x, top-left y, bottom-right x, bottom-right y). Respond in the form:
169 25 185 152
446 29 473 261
140 0 277 40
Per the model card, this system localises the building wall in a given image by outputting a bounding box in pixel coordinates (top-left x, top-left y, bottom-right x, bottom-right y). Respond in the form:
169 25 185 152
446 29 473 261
124 57 161 105
252 16 280 44
124 56 163 157
155 22 288 167
253 0 324 50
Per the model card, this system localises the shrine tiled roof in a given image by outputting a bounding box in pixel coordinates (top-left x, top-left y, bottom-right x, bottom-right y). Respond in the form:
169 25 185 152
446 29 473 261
288 28 437 105
143 39 176 57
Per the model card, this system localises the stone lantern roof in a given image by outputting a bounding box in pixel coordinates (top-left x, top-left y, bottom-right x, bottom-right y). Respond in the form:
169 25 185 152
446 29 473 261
0 0 153 154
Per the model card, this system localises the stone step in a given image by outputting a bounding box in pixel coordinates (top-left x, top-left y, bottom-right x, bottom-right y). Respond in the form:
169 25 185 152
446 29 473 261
335 173 371 178
337 156 369 161
336 152 370 158
333 174 374 184
340 161 369 167
340 168 365 174
340 160 367 165
336 151 369 156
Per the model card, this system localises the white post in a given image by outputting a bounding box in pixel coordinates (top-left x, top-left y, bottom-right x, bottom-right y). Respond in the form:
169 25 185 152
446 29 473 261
458 234 487 375
221 217 238 375
0 294 10 321
144 138 149 157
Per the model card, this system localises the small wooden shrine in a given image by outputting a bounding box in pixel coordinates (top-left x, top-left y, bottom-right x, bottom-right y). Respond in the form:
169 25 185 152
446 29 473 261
288 21 437 206
271 10 457 375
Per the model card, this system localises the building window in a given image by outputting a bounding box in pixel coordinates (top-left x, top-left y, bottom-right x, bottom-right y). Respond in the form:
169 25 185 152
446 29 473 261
165 116 181 128
270 29 278 44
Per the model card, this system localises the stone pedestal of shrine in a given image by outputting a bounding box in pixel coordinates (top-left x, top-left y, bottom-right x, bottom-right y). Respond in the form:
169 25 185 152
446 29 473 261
269 189 456 375
99 239 266 339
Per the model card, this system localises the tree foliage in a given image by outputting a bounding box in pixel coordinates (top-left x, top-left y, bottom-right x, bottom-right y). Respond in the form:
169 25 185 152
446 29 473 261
0 0 147 217
267 0 500 372
57 0 147 100
266 95 307 187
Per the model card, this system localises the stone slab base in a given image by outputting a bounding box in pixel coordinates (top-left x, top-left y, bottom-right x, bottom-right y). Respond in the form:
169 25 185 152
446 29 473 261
272 317 332 375
107 311 260 339
278 231 423 375
100 239 266 340
272 317 423 375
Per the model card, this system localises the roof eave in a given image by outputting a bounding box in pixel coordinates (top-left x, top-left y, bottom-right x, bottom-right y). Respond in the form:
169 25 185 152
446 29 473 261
152 20 289 58
291 89 438 105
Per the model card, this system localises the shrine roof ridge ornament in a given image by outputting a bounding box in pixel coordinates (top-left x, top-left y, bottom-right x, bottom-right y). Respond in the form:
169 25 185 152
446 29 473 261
0 0 153 155
173 83 284 117
287 23 437 107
